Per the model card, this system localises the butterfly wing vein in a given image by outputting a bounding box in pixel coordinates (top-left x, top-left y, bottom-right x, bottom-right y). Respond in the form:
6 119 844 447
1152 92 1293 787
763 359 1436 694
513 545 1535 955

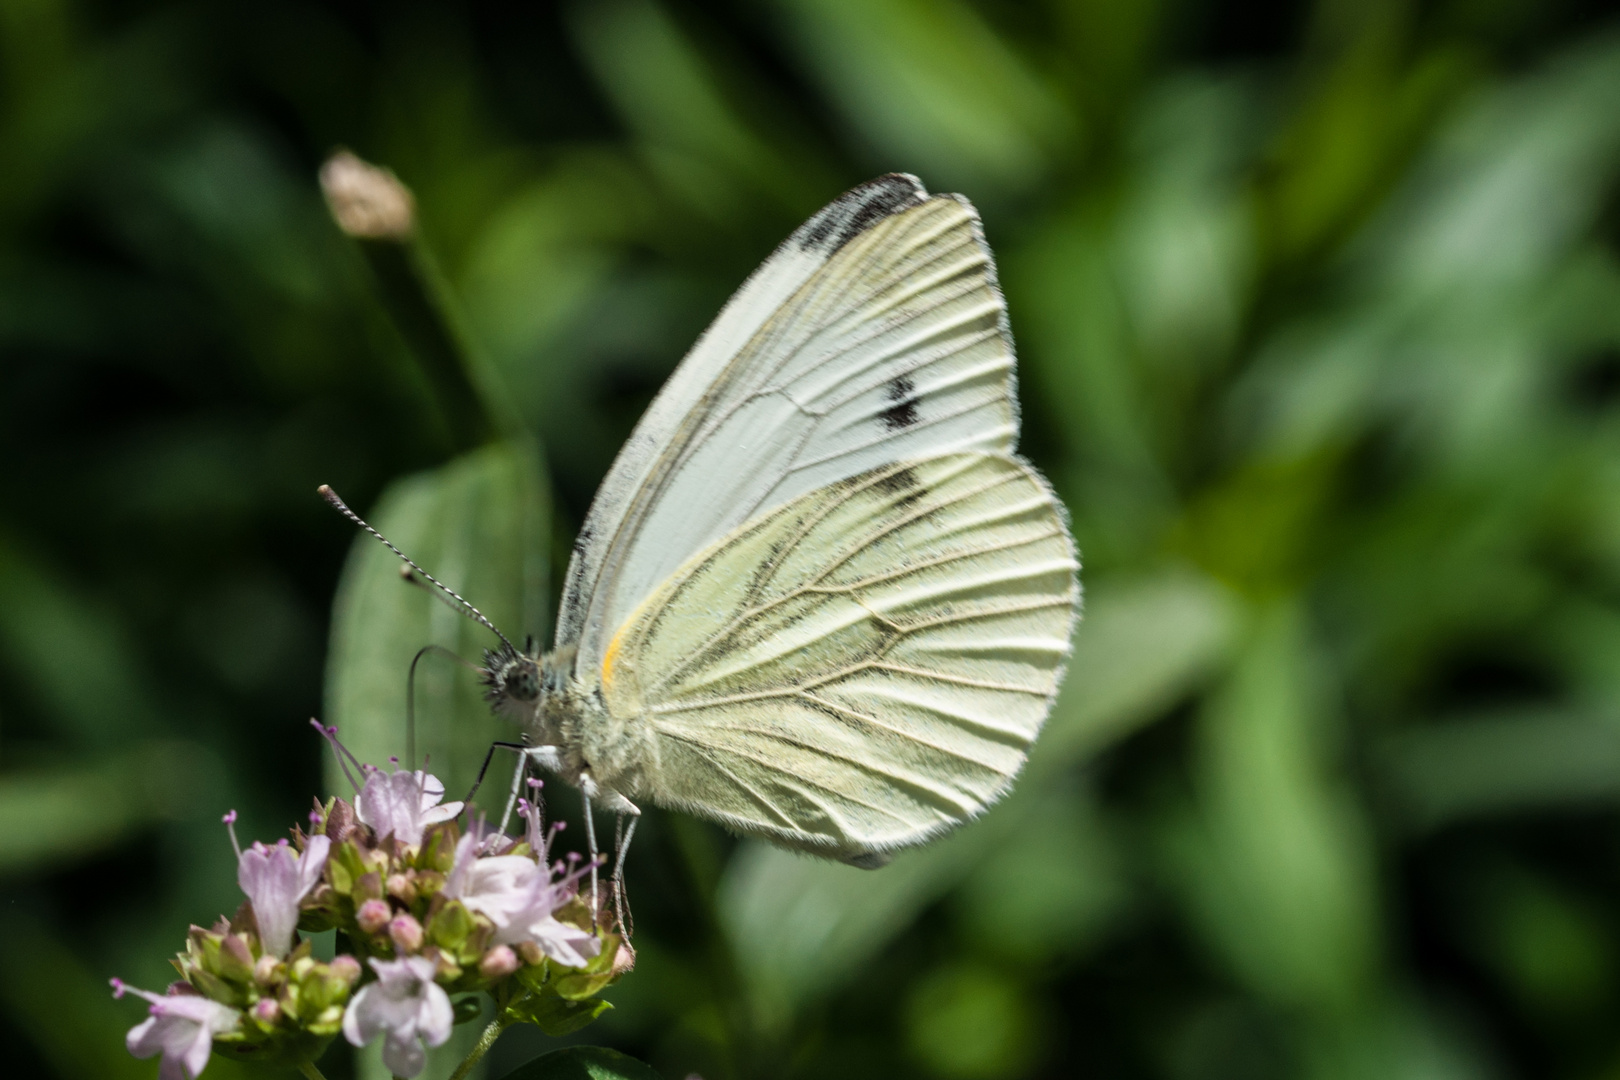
601 452 1078 856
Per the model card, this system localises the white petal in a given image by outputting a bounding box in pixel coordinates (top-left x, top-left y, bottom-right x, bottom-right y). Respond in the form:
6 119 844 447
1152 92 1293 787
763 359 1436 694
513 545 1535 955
417 982 455 1048
382 1031 427 1078
342 985 383 1047
157 1050 189 1080
179 1022 215 1079
126 1016 165 1058
298 835 332 896
420 802 463 827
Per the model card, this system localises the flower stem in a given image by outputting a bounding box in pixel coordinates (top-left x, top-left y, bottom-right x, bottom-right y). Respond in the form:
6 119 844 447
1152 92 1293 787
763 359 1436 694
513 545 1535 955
297 1062 331 1080
446 1016 511 1080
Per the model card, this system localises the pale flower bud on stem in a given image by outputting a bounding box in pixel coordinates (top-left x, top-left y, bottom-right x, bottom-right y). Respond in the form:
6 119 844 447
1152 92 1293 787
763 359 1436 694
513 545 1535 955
356 898 391 935
329 955 362 986
389 913 425 954
479 945 519 980
320 150 415 240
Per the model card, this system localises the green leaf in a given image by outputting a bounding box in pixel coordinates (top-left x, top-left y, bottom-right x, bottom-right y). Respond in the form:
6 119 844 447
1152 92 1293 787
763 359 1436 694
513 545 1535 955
774 0 1073 194
498 1046 662 1080
1160 600 1379 1016
506 993 614 1037
324 440 549 817
550 935 622 1000
0 739 221 873
1377 708 1620 834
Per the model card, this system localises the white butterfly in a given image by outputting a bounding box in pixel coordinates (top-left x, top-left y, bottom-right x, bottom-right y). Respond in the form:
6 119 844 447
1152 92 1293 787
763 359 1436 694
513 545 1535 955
479 174 1081 868
328 174 1080 871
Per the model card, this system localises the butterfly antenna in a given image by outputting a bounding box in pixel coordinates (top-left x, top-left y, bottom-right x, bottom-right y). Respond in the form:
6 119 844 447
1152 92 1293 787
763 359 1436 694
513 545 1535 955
317 485 519 655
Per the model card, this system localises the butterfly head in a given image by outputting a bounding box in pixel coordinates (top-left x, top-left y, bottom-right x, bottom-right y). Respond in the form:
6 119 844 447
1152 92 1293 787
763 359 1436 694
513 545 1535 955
481 636 543 721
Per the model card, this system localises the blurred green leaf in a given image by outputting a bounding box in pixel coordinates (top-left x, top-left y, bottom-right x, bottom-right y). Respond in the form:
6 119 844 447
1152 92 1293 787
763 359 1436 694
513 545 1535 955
0 739 219 872
500 1045 663 1080
0 533 161 744
1378 709 1620 833
572 0 820 218
1163 601 1378 1019
325 440 549 817
950 783 1126 965
902 962 1045 1080
772 0 1074 194
1460 864 1612 1018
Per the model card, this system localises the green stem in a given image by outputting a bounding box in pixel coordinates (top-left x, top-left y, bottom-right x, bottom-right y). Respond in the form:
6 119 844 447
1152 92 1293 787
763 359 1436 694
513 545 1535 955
445 1015 512 1080
297 1062 331 1080
357 237 495 452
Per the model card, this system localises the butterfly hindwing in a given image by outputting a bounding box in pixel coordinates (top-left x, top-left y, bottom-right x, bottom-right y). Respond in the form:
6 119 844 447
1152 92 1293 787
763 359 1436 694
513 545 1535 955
593 453 1078 858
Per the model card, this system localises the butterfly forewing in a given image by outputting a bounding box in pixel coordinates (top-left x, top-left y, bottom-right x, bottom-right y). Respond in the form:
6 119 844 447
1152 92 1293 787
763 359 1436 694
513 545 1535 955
560 181 1019 678
596 453 1078 858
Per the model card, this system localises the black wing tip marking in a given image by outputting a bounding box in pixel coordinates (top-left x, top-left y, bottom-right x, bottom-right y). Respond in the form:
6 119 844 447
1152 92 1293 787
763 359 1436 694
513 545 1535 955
796 173 929 255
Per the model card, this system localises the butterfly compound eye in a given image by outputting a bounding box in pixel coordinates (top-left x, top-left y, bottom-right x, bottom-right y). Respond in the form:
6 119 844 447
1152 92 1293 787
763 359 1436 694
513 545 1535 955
502 658 541 703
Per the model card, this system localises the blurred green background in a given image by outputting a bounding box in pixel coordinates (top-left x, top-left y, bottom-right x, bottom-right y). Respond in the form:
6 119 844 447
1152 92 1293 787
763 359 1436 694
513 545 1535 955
6 0 1620 1078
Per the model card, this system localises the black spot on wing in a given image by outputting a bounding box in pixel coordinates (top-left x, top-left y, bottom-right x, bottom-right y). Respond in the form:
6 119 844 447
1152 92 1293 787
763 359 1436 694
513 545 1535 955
797 174 927 254
878 374 920 431
873 466 920 497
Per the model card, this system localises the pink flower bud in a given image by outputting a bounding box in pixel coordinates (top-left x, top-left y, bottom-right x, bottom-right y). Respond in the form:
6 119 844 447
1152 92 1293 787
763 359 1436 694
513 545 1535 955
252 998 281 1025
356 899 391 934
389 913 424 953
329 954 362 985
386 872 417 905
252 955 279 986
479 946 519 980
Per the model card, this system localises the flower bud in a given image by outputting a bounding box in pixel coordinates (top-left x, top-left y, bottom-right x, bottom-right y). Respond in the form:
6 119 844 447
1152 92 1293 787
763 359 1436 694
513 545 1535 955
389 914 424 953
425 946 461 981
479 946 519 980
414 870 446 899
252 998 281 1025
386 872 417 906
516 941 545 967
252 954 279 987
356 899 391 934
329 954 362 986
324 797 358 843
219 934 255 982
320 151 415 240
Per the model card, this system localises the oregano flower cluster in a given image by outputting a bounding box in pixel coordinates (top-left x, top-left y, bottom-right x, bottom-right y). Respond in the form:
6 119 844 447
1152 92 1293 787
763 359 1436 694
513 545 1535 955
112 724 628 1080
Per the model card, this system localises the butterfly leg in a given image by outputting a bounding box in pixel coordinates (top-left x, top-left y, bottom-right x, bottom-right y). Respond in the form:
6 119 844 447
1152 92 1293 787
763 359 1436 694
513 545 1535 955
577 773 640 928
464 740 527 810
612 812 640 940
578 776 601 923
